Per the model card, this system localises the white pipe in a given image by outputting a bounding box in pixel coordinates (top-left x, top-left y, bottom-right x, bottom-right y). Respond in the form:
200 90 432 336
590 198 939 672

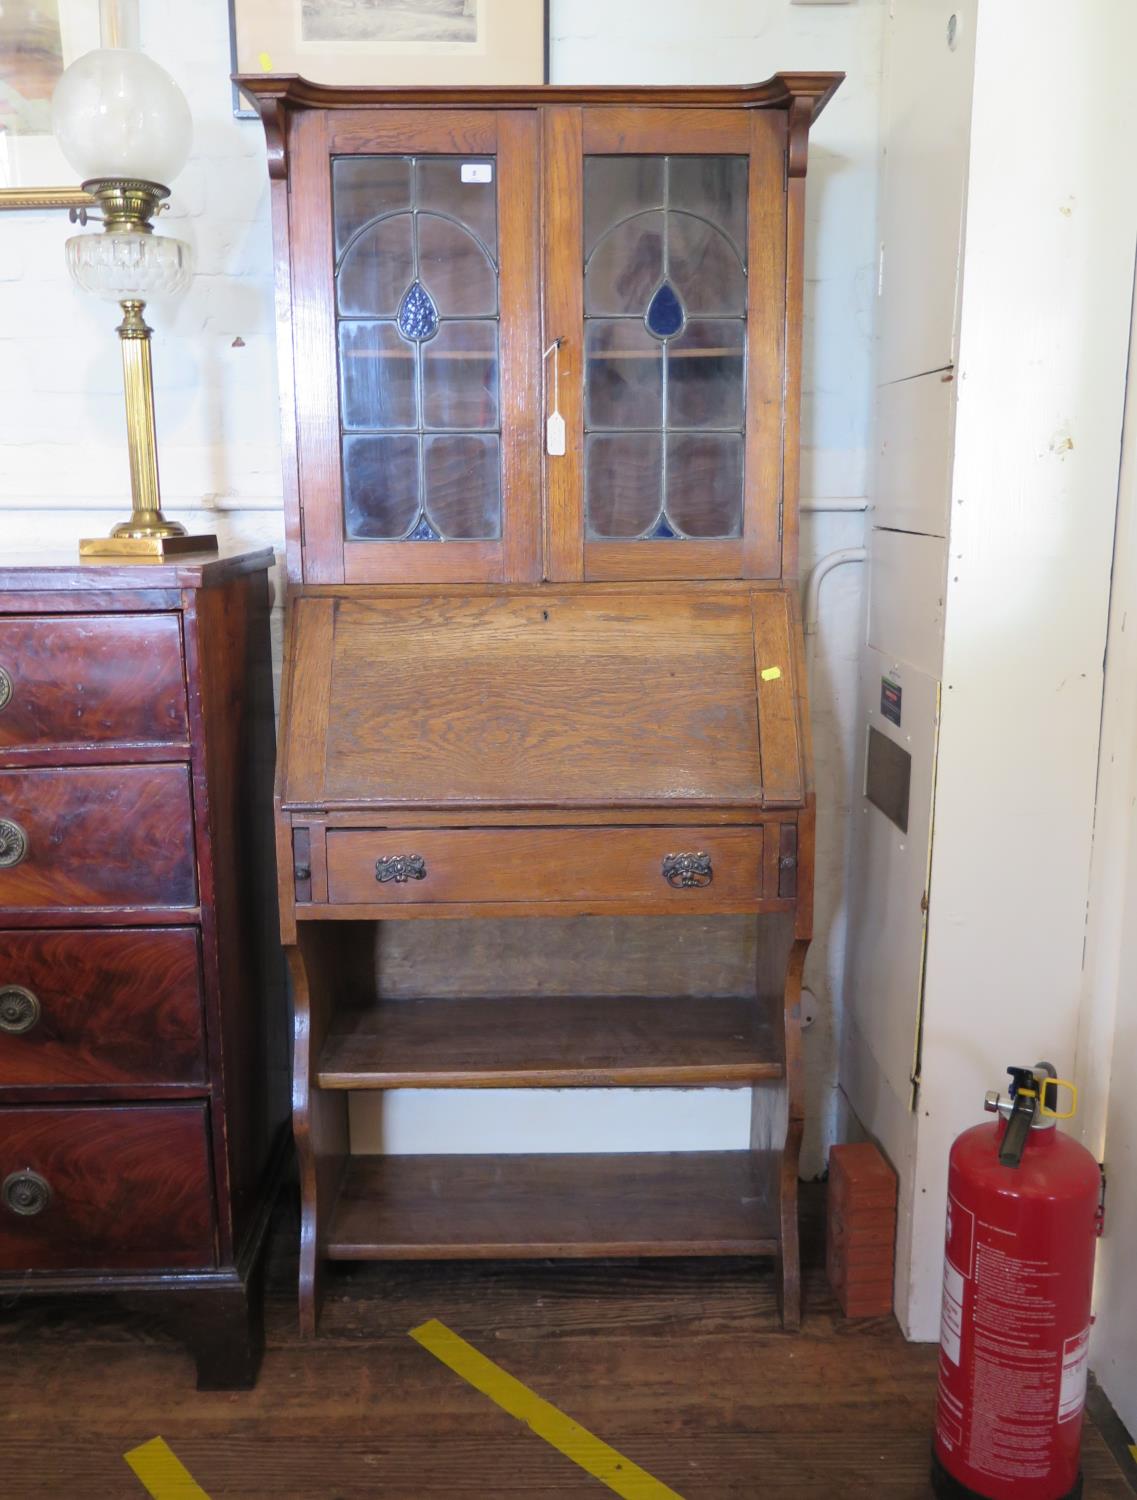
804 545 867 687
804 546 868 637
801 498 869 513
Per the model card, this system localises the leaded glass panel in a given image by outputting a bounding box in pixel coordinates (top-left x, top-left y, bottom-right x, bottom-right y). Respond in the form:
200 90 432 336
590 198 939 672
333 155 502 542
583 154 748 541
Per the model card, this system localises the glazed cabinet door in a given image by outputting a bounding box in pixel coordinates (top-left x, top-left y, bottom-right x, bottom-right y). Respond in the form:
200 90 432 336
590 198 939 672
543 107 788 582
289 109 541 583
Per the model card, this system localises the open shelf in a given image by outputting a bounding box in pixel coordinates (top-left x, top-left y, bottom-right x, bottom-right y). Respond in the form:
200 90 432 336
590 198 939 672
317 995 783 1089
325 1150 781 1260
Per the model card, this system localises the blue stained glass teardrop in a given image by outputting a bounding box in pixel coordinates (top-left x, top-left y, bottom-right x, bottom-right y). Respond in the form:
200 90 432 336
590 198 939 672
397 280 439 341
648 514 678 539
645 280 685 340
408 515 441 540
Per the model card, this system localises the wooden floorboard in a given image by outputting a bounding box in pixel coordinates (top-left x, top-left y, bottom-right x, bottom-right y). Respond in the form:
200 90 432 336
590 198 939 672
0 1187 1133 1498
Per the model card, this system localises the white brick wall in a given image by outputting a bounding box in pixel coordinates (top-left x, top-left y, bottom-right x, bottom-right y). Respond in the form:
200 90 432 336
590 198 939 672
0 0 883 1171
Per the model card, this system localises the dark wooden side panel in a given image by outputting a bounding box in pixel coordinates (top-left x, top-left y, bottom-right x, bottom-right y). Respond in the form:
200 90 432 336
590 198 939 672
0 928 205 1092
185 573 287 1263
0 1103 215 1271
0 765 196 910
0 614 188 761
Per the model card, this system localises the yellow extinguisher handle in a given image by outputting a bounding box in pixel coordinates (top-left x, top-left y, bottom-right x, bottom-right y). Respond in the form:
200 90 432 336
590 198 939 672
1039 1077 1078 1120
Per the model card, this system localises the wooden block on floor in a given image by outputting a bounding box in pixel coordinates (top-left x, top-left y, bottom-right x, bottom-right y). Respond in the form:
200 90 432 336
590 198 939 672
827 1141 897 1319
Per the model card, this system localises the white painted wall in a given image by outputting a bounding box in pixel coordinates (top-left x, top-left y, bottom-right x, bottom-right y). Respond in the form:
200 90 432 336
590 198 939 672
1076 271 1137 1433
845 0 1137 1342
841 0 973 1328
0 0 884 1170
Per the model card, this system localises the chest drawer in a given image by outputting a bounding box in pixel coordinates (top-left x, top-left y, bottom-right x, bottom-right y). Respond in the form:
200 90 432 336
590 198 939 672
0 1103 215 1271
0 928 205 1091
324 826 764 909
0 766 197 912
0 614 188 762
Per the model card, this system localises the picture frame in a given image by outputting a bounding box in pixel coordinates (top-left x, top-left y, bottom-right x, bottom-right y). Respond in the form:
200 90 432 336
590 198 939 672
0 0 108 211
230 0 549 119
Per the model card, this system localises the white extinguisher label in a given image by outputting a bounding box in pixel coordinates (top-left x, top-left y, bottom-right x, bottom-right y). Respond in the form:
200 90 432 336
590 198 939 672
941 1260 965 1365
1058 1326 1090 1423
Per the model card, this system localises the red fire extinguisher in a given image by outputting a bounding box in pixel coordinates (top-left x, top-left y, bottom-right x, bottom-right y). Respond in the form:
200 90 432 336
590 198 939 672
932 1062 1104 1500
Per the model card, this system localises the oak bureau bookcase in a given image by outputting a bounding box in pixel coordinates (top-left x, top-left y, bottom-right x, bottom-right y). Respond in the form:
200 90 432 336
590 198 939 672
242 71 842 1333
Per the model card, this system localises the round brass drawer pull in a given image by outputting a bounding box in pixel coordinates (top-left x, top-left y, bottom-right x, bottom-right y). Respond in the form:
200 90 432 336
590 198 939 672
0 665 11 713
0 818 28 869
3 1169 52 1217
662 851 713 889
0 985 40 1035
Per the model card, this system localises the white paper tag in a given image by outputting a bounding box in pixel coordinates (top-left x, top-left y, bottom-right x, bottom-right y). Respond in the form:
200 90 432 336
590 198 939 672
461 163 493 184
546 411 566 457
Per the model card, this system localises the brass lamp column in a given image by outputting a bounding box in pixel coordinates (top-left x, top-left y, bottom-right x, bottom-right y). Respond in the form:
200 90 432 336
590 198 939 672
52 48 216 560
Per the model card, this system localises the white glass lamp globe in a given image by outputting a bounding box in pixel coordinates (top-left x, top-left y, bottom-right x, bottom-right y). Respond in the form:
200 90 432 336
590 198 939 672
51 48 192 188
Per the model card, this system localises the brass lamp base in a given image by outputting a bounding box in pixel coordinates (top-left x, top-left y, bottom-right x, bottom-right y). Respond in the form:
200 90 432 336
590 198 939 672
79 533 219 561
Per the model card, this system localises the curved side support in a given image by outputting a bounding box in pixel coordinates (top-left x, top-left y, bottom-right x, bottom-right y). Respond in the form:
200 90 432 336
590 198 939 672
288 930 348 1338
778 935 809 1332
251 95 289 181
787 96 815 180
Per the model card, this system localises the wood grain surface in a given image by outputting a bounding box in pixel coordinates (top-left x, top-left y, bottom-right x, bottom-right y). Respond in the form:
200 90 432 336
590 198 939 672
0 927 205 1092
0 613 188 764
285 590 767 808
0 1103 215 1270
326 1151 780 1260
318 994 782 1088
0 765 196 910
2 1186 1134 1499
325 826 763 907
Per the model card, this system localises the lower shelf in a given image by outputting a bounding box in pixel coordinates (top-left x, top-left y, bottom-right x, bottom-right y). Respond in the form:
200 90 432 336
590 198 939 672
325 1150 780 1261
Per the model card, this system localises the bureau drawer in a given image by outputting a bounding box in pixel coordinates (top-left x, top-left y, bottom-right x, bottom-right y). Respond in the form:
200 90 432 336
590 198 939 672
0 1103 215 1271
0 928 206 1090
325 826 764 908
0 614 188 761
0 766 196 911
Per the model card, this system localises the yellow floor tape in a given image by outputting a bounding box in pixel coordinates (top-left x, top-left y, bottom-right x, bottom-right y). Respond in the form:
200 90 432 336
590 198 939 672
124 1437 210 1499
410 1317 685 1499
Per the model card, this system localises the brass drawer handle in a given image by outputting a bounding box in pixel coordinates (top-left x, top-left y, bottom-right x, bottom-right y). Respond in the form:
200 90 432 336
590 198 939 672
3 1169 51 1217
375 854 427 884
662 852 713 889
0 818 27 869
0 665 10 712
0 985 40 1035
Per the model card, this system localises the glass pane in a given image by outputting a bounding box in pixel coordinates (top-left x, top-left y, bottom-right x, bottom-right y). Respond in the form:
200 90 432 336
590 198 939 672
339 321 416 430
668 213 746 314
584 211 664 316
423 321 499 430
333 156 413 258
417 214 497 316
584 156 663 258
668 156 748 264
334 153 504 547
667 321 746 430
666 434 744 538
424 435 501 539
416 156 497 257
585 433 662 538
343 434 421 540
585 319 662 430
337 213 414 317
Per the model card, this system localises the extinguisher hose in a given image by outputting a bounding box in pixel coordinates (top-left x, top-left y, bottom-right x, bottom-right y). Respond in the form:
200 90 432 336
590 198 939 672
998 1090 1035 1167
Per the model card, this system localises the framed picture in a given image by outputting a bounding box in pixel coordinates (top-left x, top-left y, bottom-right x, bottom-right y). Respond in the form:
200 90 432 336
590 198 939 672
231 0 549 117
0 0 105 210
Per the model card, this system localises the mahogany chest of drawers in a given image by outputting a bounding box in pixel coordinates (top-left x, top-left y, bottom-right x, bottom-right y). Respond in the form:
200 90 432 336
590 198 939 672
0 551 287 1388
